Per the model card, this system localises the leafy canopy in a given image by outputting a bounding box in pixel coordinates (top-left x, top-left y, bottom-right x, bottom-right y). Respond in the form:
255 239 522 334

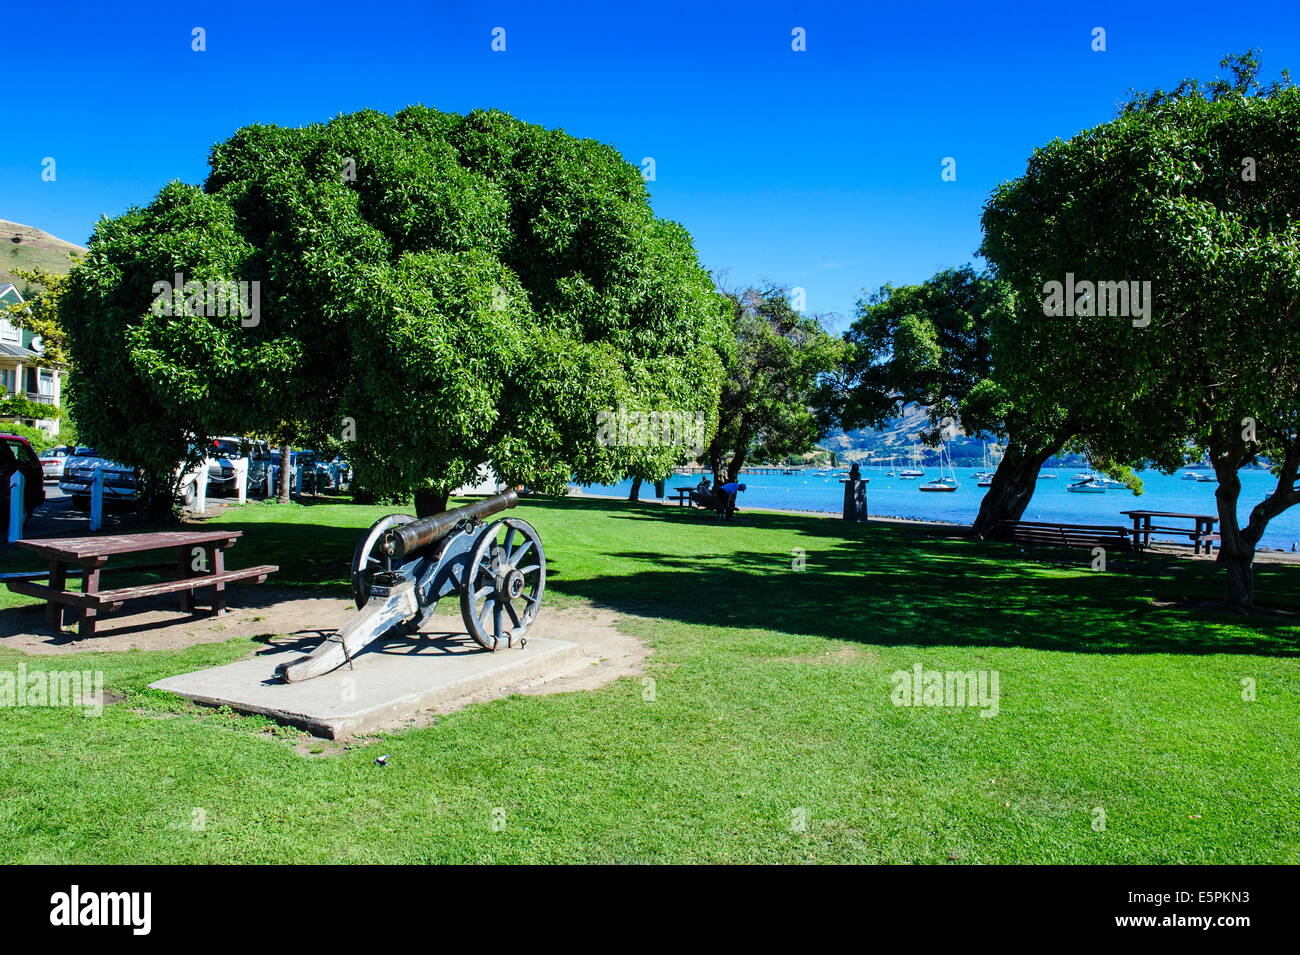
981 51 1300 601
981 52 1300 477
706 287 846 478
836 265 1007 443
62 106 730 505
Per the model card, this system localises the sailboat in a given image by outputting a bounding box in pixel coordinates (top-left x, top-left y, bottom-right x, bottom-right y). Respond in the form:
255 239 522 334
899 445 925 478
1067 477 1106 493
885 454 897 478
1073 457 1122 489
919 441 959 492
977 441 993 485
975 442 998 486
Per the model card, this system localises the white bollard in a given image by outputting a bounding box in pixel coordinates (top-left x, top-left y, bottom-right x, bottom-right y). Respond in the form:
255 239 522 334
194 463 208 516
233 458 248 504
294 464 302 497
89 468 104 532
8 470 24 542
266 466 274 498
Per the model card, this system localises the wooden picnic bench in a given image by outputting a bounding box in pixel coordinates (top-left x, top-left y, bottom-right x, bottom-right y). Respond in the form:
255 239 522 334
671 486 696 507
998 520 1138 555
3 530 277 638
1120 510 1220 556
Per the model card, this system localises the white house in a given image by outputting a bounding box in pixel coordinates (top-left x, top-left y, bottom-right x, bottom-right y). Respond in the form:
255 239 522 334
0 283 65 435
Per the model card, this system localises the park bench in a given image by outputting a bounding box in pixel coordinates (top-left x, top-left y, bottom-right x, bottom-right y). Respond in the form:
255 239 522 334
4 529 277 637
1120 510 1220 555
998 520 1138 557
670 486 696 507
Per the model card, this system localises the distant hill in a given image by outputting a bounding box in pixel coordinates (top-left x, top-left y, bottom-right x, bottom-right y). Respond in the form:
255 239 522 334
819 404 1085 468
820 405 958 465
0 219 86 290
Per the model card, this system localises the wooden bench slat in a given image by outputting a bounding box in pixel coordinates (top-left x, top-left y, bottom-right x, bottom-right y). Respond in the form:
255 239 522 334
0 561 177 584
6 579 99 609
998 520 1136 553
89 565 278 606
7 566 279 610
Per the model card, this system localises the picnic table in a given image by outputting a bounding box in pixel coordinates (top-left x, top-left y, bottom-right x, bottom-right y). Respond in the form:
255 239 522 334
1120 510 1220 556
3 530 277 637
671 487 697 507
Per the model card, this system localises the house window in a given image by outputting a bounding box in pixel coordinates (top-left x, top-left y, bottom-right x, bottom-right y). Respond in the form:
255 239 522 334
38 370 54 397
0 369 14 392
0 320 19 344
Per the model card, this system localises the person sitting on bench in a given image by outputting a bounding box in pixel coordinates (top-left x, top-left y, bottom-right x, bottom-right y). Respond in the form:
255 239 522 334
688 476 715 509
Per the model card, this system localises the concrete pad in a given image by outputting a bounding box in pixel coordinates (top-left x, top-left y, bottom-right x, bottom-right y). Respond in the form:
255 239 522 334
150 632 584 739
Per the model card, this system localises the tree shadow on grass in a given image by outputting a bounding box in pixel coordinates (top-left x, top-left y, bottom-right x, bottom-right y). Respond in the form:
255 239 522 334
528 497 1300 657
8 494 1290 659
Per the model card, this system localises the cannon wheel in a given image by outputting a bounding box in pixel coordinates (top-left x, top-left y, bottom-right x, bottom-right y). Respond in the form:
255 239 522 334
351 513 415 609
460 518 546 650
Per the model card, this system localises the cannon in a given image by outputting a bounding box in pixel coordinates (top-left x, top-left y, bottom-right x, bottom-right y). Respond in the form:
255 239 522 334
276 490 545 683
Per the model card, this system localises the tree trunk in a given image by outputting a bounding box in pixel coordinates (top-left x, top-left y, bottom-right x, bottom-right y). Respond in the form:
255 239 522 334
414 489 449 518
1212 451 1257 609
708 446 725 491
970 441 1055 538
726 447 748 484
277 443 291 504
140 469 175 521
628 476 642 501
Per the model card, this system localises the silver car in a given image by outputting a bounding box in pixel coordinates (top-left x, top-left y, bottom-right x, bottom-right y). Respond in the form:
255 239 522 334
39 445 76 481
59 450 138 508
206 437 273 496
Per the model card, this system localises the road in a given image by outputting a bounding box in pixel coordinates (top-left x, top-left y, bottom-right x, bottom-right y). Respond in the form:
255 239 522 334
21 480 247 538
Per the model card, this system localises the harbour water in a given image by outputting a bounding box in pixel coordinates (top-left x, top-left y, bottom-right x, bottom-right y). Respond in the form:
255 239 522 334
571 467 1300 551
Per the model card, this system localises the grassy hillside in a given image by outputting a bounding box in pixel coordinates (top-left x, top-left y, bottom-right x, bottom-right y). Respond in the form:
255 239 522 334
0 219 85 290
820 405 1092 469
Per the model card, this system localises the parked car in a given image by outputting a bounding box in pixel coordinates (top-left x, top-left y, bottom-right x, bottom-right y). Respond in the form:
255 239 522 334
60 450 138 509
0 433 47 525
206 437 273 497
38 445 78 481
325 455 351 490
62 446 219 511
268 450 332 494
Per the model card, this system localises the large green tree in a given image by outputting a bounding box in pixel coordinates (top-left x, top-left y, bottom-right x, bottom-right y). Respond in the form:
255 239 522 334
981 52 1300 607
833 266 1077 536
3 264 74 368
62 106 730 514
703 286 846 487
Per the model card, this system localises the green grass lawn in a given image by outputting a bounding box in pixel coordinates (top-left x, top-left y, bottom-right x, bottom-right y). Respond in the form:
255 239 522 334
1 495 1297 863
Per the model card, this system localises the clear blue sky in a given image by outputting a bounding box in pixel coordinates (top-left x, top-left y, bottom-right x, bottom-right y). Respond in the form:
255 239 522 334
4 0 1298 328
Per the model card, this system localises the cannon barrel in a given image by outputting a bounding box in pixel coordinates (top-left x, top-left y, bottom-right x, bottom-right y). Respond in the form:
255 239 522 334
381 489 519 559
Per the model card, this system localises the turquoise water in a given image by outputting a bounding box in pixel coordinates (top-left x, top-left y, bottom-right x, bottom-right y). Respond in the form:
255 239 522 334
572 467 1300 551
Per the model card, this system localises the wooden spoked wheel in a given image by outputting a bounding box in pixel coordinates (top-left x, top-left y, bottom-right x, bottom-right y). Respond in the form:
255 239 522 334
460 518 546 650
350 513 414 609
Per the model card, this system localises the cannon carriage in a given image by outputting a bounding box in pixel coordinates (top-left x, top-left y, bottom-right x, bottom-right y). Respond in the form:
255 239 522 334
277 490 545 683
